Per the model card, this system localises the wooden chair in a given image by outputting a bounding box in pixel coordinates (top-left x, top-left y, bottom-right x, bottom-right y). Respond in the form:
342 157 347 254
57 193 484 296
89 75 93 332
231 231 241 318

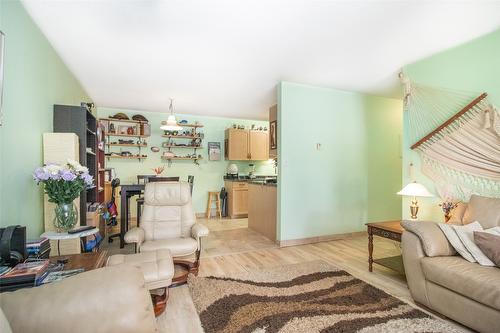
187 175 194 195
136 175 154 227
148 177 180 183
206 191 222 219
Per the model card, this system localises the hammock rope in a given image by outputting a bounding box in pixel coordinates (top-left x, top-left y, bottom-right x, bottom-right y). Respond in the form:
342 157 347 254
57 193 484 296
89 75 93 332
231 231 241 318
401 73 500 201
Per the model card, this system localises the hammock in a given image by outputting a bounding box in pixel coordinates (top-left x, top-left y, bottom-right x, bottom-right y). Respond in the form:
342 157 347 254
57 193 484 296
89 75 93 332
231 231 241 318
401 74 500 201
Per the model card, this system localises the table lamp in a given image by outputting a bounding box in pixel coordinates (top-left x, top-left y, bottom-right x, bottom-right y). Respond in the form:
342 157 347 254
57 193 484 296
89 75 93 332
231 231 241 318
397 182 433 220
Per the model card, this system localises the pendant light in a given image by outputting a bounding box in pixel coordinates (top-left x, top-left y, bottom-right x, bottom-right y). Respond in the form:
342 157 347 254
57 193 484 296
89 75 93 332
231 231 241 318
160 98 183 131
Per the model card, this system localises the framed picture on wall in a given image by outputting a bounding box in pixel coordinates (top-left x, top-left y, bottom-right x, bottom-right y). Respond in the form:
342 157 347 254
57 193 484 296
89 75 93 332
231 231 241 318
0 31 5 126
208 142 221 161
270 120 277 150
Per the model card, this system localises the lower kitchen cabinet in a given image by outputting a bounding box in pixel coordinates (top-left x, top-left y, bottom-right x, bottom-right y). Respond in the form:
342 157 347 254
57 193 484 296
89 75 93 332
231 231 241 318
225 181 248 218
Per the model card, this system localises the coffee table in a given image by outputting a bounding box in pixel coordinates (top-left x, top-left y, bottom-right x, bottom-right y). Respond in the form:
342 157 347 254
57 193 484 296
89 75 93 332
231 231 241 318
366 220 404 274
50 251 107 271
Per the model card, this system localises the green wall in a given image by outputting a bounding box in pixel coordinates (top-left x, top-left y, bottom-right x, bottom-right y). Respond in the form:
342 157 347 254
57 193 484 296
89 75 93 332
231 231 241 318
97 108 275 214
402 28 500 221
278 82 402 241
0 1 91 238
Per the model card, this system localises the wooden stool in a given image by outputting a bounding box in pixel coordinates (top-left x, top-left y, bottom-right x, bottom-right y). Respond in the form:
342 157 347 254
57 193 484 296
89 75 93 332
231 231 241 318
206 191 222 218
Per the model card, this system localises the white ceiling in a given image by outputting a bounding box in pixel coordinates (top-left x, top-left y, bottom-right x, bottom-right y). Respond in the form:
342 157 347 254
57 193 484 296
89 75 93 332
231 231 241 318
22 0 500 120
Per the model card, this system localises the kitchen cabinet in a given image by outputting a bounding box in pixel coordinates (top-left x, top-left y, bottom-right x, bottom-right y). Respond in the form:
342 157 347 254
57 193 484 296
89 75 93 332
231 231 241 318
248 183 276 241
225 181 248 218
225 128 269 161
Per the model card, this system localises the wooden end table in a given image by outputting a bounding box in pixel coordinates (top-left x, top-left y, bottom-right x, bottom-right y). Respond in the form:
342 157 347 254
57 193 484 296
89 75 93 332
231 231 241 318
366 220 404 274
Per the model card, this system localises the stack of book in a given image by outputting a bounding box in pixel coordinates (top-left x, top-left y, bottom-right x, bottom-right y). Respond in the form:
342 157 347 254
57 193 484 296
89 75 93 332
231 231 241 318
26 238 50 259
0 260 50 292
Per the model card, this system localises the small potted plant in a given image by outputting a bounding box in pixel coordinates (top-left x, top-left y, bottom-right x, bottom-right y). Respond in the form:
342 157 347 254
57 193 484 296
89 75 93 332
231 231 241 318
152 166 165 176
439 199 459 223
33 160 94 232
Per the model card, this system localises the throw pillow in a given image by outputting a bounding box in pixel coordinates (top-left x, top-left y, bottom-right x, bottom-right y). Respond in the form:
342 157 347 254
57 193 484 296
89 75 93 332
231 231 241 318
448 202 467 225
474 231 500 267
452 222 495 266
438 223 476 262
462 195 500 228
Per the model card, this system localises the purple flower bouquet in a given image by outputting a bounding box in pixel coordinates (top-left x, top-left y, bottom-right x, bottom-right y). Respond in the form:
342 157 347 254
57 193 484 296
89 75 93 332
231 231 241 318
34 160 94 231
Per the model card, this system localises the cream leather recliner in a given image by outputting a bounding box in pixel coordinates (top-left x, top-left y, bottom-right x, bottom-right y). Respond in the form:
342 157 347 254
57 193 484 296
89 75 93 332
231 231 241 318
124 181 209 277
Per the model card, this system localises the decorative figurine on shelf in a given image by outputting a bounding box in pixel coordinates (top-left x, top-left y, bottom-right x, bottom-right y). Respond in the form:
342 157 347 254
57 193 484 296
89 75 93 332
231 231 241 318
439 199 459 223
109 123 116 134
127 127 134 135
152 166 165 176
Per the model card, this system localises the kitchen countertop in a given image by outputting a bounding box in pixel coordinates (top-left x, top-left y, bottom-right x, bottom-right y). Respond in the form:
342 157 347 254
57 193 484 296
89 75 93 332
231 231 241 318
248 180 277 187
224 176 277 186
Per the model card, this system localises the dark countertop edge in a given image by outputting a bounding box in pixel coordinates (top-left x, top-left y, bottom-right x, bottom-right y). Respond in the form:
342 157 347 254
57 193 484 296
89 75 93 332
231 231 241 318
247 181 277 187
224 176 277 182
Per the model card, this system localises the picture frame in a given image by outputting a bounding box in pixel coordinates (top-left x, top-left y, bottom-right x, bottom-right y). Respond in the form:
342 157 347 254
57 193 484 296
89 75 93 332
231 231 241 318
270 120 277 150
208 142 221 161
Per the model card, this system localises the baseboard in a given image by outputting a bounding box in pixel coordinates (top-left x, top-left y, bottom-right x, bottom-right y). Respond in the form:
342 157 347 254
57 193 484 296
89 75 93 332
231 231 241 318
195 213 206 218
277 231 366 247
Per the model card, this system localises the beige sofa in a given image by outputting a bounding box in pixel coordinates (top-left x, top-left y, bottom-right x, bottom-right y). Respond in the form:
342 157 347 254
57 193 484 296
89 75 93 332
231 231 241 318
0 265 158 333
401 195 500 333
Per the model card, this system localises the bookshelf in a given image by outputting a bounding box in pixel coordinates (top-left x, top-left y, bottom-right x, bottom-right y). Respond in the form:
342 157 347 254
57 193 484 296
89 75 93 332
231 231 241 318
53 103 101 228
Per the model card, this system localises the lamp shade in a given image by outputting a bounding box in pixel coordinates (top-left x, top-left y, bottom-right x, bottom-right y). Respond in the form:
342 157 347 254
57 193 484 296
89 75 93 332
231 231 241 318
397 182 433 197
160 115 183 131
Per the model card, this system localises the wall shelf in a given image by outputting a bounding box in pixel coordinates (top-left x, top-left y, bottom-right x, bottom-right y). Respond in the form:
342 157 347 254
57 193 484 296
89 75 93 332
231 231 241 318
106 155 147 160
101 118 149 124
104 132 150 138
163 145 203 149
161 134 200 139
106 143 147 147
161 156 202 161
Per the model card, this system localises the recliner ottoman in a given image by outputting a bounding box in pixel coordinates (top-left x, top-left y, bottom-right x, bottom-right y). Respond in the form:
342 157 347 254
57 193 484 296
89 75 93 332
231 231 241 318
106 249 174 316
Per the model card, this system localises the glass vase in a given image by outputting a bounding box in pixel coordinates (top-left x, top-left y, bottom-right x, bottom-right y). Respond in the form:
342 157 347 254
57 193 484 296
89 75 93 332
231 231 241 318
54 202 78 232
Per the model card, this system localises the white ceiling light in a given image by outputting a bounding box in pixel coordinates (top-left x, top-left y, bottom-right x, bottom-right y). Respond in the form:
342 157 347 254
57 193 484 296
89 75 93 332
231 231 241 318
160 98 183 131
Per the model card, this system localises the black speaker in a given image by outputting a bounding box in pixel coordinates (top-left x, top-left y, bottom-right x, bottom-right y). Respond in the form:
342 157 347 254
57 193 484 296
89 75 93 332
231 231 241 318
0 225 27 267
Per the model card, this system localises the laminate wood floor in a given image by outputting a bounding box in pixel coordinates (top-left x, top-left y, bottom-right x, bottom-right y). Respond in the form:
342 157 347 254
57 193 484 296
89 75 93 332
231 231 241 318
104 218 469 332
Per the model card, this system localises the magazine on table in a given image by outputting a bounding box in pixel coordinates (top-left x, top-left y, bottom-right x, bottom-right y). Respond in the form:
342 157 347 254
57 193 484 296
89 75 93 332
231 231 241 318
41 269 84 284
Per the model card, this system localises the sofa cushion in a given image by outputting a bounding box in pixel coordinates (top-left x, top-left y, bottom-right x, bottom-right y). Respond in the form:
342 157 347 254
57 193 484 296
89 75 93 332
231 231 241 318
401 220 456 257
463 195 500 228
438 223 476 262
474 231 500 267
421 256 500 311
453 224 500 266
140 237 198 257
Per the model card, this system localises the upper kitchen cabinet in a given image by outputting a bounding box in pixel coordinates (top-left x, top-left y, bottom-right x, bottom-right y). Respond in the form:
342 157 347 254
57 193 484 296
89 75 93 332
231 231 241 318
225 128 269 160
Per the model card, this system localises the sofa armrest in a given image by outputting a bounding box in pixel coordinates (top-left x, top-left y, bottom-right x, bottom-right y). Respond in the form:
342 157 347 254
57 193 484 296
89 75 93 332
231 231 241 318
124 227 145 247
401 220 456 257
402 231 431 307
0 265 157 333
191 223 209 249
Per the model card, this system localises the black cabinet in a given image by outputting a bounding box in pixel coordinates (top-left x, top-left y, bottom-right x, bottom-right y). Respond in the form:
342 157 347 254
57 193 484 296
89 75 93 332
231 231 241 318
53 103 98 226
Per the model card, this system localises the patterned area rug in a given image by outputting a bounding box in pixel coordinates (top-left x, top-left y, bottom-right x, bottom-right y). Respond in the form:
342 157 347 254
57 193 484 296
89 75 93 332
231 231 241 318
188 261 463 333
